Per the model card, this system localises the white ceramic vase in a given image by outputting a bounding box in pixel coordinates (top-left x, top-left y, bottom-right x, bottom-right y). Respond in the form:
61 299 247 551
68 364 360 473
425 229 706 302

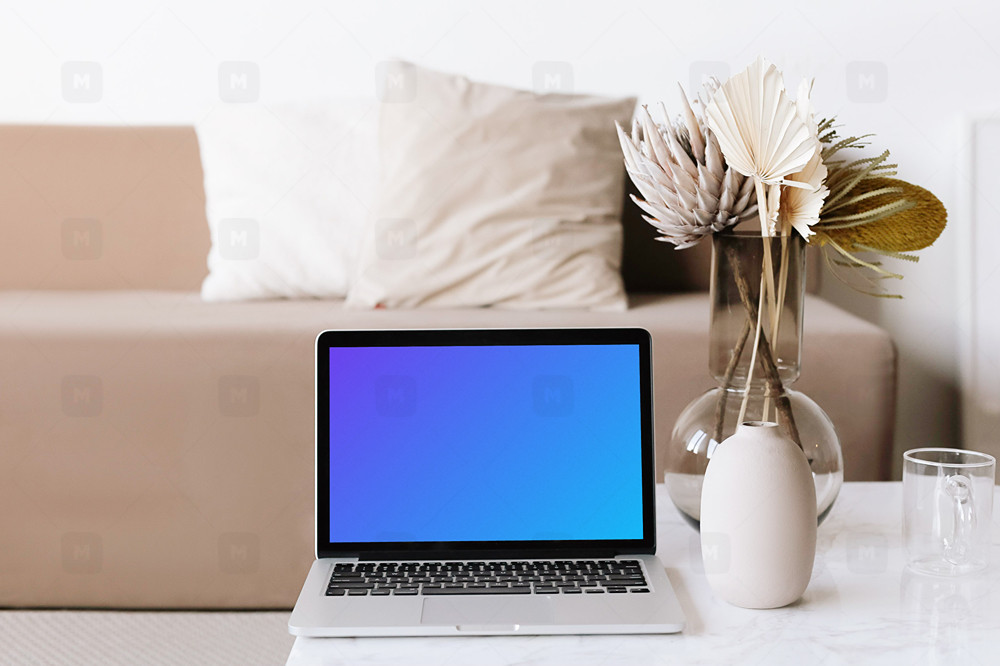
700 421 817 609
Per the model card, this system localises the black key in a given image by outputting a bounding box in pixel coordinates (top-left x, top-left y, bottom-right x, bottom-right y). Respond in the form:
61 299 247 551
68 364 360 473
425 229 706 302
443 583 465 589
477 576 498 583
578 581 598 587
631 588 651 593
328 582 374 589
509 585 531 592
584 588 605 594
423 586 531 595
486 582 509 589
604 578 646 586
371 589 392 596
333 563 355 572
606 587 627 594
467 582 487 589
348 589 369 596
563 588 583 594
535 587 559 594
454 576 476 583
422 584 443 590
555 582 579 588
393 589 418 595
325 589 346 596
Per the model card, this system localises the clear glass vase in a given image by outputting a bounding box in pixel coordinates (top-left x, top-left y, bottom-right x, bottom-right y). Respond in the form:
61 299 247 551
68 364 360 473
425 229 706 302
665 232 844 528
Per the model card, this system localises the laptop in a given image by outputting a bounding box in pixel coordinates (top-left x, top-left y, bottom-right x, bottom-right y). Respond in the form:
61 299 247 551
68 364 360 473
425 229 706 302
288 327 685 637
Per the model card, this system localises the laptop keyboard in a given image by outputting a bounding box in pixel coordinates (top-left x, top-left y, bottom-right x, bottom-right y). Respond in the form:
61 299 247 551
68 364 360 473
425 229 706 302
325 560 649 597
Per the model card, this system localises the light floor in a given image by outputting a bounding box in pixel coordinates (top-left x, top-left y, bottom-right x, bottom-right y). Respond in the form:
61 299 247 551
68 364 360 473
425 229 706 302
0 610 294 665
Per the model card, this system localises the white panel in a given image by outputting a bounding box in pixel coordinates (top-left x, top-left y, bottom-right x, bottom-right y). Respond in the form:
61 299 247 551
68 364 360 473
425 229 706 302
964 118 1000 456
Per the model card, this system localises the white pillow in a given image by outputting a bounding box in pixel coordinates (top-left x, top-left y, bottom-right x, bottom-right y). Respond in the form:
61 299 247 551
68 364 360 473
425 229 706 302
198 100 377 301
346 63 635 311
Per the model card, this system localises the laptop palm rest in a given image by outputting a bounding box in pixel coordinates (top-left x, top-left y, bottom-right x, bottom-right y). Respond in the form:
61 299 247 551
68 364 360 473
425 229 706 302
421 596 554 628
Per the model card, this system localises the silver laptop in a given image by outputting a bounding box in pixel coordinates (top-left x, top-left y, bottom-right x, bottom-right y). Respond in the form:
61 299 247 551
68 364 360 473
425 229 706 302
288 327 685 637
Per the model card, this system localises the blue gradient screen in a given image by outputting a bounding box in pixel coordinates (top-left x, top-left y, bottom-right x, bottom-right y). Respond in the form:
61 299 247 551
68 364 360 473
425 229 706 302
327 344 644 543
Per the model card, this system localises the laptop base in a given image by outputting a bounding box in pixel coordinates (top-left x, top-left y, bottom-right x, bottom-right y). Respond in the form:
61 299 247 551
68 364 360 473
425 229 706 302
289 555 685 637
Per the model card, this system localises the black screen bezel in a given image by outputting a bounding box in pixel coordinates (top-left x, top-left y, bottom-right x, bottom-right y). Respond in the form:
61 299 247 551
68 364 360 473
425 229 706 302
315 327 656 560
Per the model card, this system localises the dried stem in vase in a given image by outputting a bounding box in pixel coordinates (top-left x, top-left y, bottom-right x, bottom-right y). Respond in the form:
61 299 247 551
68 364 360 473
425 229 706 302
722 245 803 450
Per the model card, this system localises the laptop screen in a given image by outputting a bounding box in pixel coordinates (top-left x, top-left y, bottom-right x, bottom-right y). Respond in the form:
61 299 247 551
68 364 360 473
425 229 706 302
316 328 655 557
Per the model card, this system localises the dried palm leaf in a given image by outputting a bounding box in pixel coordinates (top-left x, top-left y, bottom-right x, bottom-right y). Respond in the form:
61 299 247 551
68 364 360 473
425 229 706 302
778 80 829 239
704 57 818 190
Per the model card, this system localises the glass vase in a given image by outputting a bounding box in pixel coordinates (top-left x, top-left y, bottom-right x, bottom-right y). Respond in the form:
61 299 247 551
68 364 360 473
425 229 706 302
665 231 844 528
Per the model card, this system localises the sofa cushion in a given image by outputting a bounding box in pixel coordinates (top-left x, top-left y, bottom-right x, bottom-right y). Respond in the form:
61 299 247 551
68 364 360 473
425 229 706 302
347 63 635 311
0 290 894 608
0 126 209 291
197 100 378 301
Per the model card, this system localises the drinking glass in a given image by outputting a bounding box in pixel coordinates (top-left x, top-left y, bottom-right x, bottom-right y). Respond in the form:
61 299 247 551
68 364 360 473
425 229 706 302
903 448 995 576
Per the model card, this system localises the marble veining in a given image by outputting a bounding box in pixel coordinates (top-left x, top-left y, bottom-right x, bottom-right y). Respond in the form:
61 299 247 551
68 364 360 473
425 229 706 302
287 482 1000 665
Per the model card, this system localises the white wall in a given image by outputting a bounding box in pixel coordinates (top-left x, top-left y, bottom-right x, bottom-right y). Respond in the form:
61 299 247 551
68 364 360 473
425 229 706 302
3 0 996 474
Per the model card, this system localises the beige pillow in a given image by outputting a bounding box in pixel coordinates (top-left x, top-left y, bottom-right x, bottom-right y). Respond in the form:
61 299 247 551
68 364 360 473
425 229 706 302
346 63 636 311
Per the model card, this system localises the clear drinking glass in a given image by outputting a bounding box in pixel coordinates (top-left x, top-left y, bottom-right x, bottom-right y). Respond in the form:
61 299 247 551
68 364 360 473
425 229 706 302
903 448 995 576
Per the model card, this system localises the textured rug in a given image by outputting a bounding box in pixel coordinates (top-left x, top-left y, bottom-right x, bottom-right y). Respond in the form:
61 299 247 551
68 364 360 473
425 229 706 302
0 610 294 665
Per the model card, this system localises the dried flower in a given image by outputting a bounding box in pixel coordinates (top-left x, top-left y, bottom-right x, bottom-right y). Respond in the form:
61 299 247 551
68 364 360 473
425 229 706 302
616 84 758 249
807 122 947 296
705 57 819 238
819 177 945 253
778 80 829 240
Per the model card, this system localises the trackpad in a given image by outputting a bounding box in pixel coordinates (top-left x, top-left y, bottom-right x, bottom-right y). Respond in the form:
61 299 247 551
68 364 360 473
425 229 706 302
421 596 554 627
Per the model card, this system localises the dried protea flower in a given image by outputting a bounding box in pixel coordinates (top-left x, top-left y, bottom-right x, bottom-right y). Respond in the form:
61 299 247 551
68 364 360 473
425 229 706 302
616 84 758 249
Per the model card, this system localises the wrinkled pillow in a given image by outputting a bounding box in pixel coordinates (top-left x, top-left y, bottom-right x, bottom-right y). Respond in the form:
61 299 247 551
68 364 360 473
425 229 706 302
346 63 635 311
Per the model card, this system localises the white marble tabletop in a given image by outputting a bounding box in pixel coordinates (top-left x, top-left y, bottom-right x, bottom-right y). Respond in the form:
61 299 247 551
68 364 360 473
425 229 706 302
286 482 1000 665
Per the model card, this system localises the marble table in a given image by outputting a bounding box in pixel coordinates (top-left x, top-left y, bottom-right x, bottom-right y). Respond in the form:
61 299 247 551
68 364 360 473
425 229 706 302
286 482 1000 665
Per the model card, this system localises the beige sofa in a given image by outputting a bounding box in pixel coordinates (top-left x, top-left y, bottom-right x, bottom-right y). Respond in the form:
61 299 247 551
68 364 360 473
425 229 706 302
0 125 896 609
